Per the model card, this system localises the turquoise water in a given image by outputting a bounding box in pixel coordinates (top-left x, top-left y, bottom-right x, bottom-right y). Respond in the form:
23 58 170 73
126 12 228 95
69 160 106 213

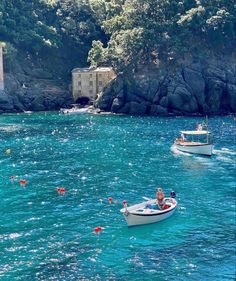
0 113 235 281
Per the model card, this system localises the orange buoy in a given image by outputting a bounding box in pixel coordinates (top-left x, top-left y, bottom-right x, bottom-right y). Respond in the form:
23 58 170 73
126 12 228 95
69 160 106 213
108 197 113 204
19 179 27 186
57 187 66 194
94 226 103 234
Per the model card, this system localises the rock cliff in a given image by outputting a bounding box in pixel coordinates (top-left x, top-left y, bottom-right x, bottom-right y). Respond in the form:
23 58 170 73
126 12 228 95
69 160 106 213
0 48 75 113
96 55 236 115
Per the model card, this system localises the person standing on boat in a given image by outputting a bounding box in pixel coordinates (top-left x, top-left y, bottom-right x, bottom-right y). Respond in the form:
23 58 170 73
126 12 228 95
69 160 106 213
156 187 165 209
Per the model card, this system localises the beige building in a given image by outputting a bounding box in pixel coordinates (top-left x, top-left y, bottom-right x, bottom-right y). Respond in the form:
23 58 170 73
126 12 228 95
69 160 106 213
0 43 4 90
72 67 116 103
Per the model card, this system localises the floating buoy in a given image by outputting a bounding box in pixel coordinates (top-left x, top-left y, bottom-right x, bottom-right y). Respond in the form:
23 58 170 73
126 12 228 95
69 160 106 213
57 187 66 194
122 200 127 206
19 179 27 186
5 148 11 155
94 226 103 234
108 197 113 204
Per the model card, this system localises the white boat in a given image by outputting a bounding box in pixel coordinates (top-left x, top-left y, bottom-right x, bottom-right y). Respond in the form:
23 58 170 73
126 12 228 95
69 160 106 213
120 197 177 227
173 117 213 156
60 105 93 115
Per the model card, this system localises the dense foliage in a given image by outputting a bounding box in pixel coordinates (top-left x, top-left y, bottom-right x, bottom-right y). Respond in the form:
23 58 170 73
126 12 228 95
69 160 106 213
0 0 235 75
88 0 236 72
0 0 104 68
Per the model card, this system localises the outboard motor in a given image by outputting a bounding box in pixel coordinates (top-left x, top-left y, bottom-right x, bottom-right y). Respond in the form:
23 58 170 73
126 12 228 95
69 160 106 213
170 190 176 198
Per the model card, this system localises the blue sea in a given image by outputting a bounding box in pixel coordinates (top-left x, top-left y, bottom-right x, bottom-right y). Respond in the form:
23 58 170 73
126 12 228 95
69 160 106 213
0 113 235 281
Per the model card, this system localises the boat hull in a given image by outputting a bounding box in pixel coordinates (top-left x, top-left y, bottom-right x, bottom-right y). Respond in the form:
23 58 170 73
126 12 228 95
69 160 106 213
60 108 89 115
174 143 213 156
120 198 177 227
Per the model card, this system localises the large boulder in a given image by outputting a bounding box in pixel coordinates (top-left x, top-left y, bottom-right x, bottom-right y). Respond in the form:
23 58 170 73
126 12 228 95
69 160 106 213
168 86 198 113
149 104 168 115
128 101 147 115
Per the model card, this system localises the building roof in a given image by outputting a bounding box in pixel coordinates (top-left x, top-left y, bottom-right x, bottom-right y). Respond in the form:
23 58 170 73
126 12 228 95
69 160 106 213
72 67 113 73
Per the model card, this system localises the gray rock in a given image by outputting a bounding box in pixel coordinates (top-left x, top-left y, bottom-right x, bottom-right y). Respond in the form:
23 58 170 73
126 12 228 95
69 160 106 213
30 68 53 79
113 76 124 94
4 73 20 94
128 101 147 115
206 78 225 113
117 103 130 114
148 79 159 101
126 93 144 103
31 96 46 111
149 104 168 115
183 68 205 108
111 97 124 112
168 86 198 113
0 90 14 110
204 67 226 82
96 87 114 110
159 96 168 108
227 83 236 112
226 69 236 84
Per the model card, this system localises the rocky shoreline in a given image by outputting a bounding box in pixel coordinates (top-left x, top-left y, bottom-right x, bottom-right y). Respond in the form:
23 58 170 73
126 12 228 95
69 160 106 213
1 56 236 116
96 58 236 116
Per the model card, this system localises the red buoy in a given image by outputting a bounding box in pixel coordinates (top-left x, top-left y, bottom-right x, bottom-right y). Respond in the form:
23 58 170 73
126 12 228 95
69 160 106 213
108 197 113 204
19 179 27 186
57 187 66 194
94 226 103 234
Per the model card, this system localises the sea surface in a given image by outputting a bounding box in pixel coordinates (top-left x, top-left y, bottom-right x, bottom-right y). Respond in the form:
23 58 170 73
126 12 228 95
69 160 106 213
0 112 235 281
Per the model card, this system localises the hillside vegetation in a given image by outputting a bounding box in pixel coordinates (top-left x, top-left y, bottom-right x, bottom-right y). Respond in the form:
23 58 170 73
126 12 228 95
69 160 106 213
0 0 235 75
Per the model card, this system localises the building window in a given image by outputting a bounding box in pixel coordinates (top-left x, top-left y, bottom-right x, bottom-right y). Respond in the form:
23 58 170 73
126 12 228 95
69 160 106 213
99 81 102 86
78 74 81 78
99 73 102 78
89 89 93 95
90 73 93 78
78 90 82 95
89 81 93 86
78 81 81 86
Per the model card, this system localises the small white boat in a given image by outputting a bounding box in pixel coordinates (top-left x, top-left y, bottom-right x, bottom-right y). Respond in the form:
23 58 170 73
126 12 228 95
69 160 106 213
60 105 93 115
120 197 177 227
173 117 213 156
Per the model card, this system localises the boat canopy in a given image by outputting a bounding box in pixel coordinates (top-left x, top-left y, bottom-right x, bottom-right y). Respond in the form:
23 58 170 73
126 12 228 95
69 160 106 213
180 130 208 135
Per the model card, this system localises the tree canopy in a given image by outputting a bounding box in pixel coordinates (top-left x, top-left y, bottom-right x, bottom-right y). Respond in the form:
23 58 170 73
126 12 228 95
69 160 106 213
0 0 235 74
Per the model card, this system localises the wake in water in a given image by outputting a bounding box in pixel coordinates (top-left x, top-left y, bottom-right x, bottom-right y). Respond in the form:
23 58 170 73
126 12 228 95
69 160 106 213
213 148 236 164
213 148 236 156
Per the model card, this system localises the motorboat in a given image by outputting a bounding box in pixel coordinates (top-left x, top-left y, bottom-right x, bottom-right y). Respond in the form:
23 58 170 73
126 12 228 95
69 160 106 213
173 117 213 156
120 195 177 227
59 105 93 115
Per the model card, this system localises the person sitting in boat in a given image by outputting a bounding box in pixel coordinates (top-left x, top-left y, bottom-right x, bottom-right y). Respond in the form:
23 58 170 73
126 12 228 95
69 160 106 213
196 123 202 131
156 187 165 209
